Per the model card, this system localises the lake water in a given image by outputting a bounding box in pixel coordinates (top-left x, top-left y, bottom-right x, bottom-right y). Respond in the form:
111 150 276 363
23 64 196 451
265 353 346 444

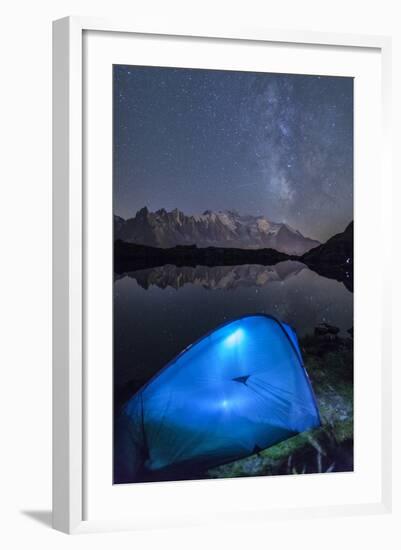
114 261 353 401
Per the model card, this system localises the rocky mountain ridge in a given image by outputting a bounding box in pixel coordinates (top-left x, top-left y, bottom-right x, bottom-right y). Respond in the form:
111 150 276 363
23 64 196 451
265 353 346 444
114 207 320 256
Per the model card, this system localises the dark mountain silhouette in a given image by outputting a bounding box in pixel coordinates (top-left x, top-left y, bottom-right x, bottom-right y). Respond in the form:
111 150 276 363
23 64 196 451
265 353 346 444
114 240 291 273
301 222 353 291
114 207 320 255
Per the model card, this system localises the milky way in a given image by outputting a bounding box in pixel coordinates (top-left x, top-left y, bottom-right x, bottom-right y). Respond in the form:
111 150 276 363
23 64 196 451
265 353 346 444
114 66 353 242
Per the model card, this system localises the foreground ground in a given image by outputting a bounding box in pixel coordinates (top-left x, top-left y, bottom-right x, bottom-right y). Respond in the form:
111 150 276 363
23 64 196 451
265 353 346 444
207 331 353 478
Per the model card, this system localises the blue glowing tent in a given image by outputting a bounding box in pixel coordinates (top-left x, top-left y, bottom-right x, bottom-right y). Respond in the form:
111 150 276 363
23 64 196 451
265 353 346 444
115 315 320 482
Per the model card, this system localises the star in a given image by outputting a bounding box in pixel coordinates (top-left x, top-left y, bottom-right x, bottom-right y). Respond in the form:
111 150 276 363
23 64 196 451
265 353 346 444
113 64 353 242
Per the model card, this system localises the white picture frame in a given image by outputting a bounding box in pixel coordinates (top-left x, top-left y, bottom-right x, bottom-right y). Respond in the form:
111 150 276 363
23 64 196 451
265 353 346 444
52 16 392 534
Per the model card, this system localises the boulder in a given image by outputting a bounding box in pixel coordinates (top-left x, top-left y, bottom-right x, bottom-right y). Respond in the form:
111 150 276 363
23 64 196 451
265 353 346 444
314 323 340 337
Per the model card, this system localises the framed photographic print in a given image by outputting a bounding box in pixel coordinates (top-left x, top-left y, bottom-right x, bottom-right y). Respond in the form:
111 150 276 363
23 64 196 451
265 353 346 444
52 17 392 533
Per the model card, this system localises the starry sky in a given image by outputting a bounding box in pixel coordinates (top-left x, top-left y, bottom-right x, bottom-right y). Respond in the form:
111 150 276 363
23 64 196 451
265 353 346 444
113 65 353 242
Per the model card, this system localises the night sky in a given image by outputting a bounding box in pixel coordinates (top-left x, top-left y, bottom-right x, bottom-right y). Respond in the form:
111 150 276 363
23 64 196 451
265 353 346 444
113 65 353 242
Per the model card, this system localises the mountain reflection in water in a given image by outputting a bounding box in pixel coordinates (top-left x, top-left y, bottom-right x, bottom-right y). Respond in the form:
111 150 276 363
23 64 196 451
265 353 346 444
114 261 353 394
119 261 305 291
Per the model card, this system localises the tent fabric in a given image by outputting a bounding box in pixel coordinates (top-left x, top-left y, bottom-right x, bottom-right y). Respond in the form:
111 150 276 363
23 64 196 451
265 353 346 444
116 315 320 482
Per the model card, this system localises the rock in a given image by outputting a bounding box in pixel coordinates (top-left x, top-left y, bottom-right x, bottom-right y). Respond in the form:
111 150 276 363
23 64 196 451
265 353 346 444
314 325 328 336
314 323 340 337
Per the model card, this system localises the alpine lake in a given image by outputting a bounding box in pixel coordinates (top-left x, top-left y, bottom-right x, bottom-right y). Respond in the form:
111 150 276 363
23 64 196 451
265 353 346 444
114 260 353 480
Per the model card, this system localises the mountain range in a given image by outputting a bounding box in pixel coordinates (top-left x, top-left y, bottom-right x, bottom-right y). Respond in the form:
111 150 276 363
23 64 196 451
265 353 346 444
114 207 320 256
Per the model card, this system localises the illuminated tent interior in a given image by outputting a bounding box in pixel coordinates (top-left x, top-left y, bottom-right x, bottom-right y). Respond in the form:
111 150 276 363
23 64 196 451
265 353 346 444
115 314 320 483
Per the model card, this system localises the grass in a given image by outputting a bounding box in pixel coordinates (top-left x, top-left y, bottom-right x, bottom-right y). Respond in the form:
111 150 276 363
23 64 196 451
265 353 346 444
207 332 354 479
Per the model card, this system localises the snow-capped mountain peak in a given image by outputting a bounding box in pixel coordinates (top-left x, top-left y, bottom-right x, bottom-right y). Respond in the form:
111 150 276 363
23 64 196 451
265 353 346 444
114 208 320 255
